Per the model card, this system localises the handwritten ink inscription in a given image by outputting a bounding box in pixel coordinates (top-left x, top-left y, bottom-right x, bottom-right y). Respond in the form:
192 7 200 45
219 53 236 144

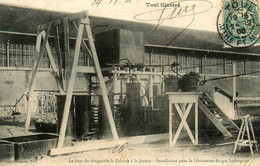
92 0 131 7
134 0 213 46
112 142 128 153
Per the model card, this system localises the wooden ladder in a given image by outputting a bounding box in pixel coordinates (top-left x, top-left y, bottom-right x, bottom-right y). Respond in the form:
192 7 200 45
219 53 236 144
233 115 258 155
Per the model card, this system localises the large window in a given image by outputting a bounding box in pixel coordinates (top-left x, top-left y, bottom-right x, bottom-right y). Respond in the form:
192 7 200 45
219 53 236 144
0 43 6 66
144 46 260 76
0 42 90 69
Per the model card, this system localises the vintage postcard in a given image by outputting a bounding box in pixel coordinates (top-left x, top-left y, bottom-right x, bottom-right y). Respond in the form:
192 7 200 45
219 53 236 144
0 0 260 165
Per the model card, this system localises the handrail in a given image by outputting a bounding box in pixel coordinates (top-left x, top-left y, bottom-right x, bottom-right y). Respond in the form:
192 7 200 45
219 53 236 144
214 87 233 102
204 93 239 130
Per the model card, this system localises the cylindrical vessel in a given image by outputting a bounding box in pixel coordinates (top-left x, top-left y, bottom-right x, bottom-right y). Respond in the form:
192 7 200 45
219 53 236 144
121 83 143 136
56 95 74 137
56 95 92 139
164 76 179 92
74 95 91 138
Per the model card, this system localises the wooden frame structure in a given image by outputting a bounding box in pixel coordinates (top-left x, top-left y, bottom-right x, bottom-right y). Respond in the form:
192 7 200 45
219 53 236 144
233 115 257 155
24 11 119 150
167 92 201 147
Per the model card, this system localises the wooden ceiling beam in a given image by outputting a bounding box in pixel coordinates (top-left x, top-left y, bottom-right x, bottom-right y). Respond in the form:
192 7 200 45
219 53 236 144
38 11 88 31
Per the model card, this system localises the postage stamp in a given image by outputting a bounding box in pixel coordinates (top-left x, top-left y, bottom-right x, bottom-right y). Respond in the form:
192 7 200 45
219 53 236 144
217 0 260 48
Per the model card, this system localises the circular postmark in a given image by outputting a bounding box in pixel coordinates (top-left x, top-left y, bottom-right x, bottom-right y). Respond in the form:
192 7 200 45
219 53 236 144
217 0 260 48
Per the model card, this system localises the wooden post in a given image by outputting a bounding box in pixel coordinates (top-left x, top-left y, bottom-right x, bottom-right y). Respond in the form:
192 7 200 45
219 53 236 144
245 119 253 155
136 75 149 106
57 22 84 148
54 26 65 86
64 17 70 90
6 40 10 67
200 56 203 74
113 72 118 106
244 59 246 74
113 72 118 95
232 62 236 119
167 92 200 147
84 15 119 140
223 58 226 75
195 101 198 145
24 23 52 134
176 54 179 75
41 91 44 119
169 102 172 146
148 68 153 106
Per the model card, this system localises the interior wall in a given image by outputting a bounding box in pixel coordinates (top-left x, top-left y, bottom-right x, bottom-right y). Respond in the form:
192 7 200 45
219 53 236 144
202 76 260 97
0 70 89 108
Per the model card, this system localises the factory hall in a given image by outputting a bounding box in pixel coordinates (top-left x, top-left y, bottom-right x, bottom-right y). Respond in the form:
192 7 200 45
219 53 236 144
0 2 260 166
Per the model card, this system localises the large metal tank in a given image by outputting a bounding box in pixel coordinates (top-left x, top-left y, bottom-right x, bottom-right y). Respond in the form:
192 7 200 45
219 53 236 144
56 95 91 139
164 76 179 92
74 95 91 138
56 95 74 137
121 83 143 136
153 95 169 134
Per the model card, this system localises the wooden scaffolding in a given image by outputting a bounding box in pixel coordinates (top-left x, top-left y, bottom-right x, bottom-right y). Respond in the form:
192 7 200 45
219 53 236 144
24 11 119 151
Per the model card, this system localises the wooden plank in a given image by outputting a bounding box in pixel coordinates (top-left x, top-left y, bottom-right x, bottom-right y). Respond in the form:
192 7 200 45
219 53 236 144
72 21 93 61
176 103 196 144
123 133 168 145
24 23 52 134
54 25 65 89
148 69 153 106
240 120 246 150
76 66 95 73
52 140 126 156
249 117 256 141
64 16 70 90
169 102 173 146
195 101 198 145
51 133 169 156
172 103 195 146
238 141 257 144
246 119 254 155
232 62 236 119
44 37 58 72
39 19 61 32
6 41 10 67
38 11 87 31
57 23 84 148
198 100 232 137
84 16 119 140
43 31 65 94
233 119 244 153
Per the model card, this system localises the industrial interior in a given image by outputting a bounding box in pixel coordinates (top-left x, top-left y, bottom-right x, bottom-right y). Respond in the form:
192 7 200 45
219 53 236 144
0 4 260 163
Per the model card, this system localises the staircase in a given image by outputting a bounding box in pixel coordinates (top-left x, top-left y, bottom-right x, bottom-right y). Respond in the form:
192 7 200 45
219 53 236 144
199 93 239 137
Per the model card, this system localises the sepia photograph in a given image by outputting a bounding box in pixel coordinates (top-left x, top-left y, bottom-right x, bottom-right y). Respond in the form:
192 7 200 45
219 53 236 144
0 0 260 165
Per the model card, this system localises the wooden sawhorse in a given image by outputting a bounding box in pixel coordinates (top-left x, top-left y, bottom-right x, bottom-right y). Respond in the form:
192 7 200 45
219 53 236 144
233 114 258 155
167 92 201 147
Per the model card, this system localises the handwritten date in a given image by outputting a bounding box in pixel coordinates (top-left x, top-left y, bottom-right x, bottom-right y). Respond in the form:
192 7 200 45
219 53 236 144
92 0 131 7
